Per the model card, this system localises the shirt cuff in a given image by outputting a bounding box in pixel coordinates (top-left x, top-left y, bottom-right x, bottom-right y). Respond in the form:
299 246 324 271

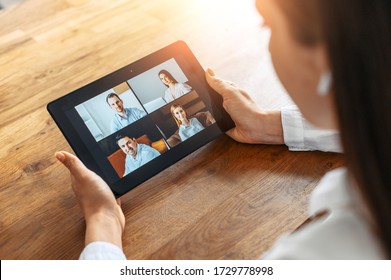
281 105 309 151
281 105 342 153
79 241 126 260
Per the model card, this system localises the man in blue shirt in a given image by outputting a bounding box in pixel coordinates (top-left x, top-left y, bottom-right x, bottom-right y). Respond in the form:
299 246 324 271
107 93 147 133
117 136 160 177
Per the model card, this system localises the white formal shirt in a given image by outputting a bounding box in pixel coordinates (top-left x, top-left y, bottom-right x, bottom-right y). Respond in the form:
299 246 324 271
262 168 384 259
79 105 384 259
79 241 126 260
264 105 384 259
163 83 192 103
281 105 342 153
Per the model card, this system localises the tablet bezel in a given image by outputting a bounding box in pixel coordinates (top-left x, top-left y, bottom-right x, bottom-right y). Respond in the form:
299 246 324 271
47 41 234 197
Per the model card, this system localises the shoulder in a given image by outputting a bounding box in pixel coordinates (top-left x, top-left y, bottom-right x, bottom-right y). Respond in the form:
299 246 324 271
190 117 200 123
263 168 385 259
139 144 159 155
137 143 147 151
178 82 190 88
190 117 203 126
308 168 351 215
264 211 383 259
126 107 144 114
138 143 154 151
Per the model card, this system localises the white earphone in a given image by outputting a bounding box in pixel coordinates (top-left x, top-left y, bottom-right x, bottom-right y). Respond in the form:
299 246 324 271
317 70 333 96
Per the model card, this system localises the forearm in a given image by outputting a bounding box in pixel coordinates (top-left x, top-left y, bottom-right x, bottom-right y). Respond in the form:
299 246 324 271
85 212 123 249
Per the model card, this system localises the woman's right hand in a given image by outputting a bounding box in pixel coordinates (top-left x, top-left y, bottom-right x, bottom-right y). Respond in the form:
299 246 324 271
205 68 284 144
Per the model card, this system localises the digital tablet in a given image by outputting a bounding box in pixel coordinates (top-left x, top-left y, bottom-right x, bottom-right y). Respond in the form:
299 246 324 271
47 41 234 197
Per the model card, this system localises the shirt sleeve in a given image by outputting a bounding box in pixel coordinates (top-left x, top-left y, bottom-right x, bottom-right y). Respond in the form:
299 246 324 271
281 105 342 153
79 241 126 260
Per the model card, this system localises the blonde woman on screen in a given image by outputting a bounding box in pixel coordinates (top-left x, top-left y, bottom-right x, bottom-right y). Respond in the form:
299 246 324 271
170 104 204 141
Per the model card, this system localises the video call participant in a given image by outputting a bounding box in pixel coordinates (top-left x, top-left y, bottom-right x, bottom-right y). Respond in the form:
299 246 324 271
158 69 192 103
106 93 147 133
116 136 160 177
170 104 205 141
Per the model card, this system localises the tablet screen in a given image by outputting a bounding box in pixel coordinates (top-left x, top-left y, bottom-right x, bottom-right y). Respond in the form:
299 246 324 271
48 41 234 197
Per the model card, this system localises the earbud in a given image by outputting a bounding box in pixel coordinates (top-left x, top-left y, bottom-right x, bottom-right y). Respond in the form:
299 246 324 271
317 70 333 96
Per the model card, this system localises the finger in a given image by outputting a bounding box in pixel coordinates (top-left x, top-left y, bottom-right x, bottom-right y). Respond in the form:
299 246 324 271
116 198 122 206
206 67 215 77
55 151 89 178
205 68 239 90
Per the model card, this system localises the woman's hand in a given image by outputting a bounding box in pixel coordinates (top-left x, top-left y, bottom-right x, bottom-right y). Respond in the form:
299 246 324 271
205 68 284 145
55 151 125 248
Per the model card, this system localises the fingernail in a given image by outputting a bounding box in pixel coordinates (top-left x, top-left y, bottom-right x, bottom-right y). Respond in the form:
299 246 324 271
55 152 65 163
207 68 215 76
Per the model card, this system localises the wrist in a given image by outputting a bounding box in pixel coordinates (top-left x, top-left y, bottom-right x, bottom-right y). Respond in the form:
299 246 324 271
85 211 124 249
253 109 284 144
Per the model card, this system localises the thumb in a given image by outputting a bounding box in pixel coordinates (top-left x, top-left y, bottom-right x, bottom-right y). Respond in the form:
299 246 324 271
55 151 89 179
205 68 232 99
205 68 224 92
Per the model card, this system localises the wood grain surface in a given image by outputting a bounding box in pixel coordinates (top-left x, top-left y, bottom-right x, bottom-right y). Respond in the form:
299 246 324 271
0 0 344 259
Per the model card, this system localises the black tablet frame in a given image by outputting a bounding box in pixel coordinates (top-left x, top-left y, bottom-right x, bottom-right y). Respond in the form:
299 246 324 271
47 41 234 197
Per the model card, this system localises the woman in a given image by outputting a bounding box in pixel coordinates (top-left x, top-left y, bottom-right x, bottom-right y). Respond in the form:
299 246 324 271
159 69 192 103
55 0 390 259
170 104 205 141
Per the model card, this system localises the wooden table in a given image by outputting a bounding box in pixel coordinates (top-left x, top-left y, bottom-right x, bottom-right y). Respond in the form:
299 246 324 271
0 0 343 259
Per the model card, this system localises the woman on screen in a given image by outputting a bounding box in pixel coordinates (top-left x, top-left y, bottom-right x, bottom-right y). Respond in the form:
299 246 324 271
170 104 205 141
159 69 192 103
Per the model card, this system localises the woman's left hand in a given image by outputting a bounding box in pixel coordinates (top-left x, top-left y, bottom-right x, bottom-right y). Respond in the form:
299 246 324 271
55 151 125 248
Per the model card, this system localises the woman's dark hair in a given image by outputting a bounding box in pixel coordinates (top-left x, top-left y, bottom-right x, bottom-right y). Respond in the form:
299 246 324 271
158 70 178 87
276 0 391 257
